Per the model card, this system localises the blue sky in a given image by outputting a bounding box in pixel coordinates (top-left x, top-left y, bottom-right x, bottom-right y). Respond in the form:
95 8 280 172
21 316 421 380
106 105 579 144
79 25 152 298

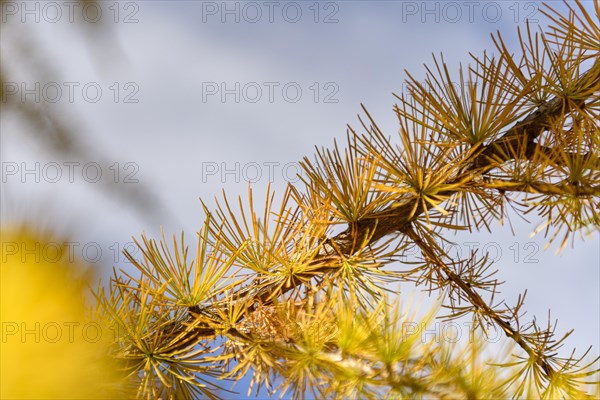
1 1 598 396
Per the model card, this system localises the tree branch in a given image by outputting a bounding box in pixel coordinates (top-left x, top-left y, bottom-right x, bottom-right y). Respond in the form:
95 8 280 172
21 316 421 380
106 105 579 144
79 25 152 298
402 227 556 379
184 57 599 383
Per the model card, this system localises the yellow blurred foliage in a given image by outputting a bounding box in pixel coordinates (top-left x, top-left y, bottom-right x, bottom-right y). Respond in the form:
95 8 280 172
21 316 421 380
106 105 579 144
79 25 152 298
1 227 124 399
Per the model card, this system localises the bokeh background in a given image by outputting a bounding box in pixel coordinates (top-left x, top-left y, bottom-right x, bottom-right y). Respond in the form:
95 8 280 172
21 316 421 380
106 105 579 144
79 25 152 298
1 0 598 395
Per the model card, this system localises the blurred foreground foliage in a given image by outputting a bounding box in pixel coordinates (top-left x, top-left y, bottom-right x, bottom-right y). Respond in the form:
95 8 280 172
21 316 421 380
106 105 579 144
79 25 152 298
0 227 130 399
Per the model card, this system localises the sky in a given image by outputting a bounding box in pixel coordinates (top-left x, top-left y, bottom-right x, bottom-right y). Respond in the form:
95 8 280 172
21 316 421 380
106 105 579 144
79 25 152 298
1 0 598 396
